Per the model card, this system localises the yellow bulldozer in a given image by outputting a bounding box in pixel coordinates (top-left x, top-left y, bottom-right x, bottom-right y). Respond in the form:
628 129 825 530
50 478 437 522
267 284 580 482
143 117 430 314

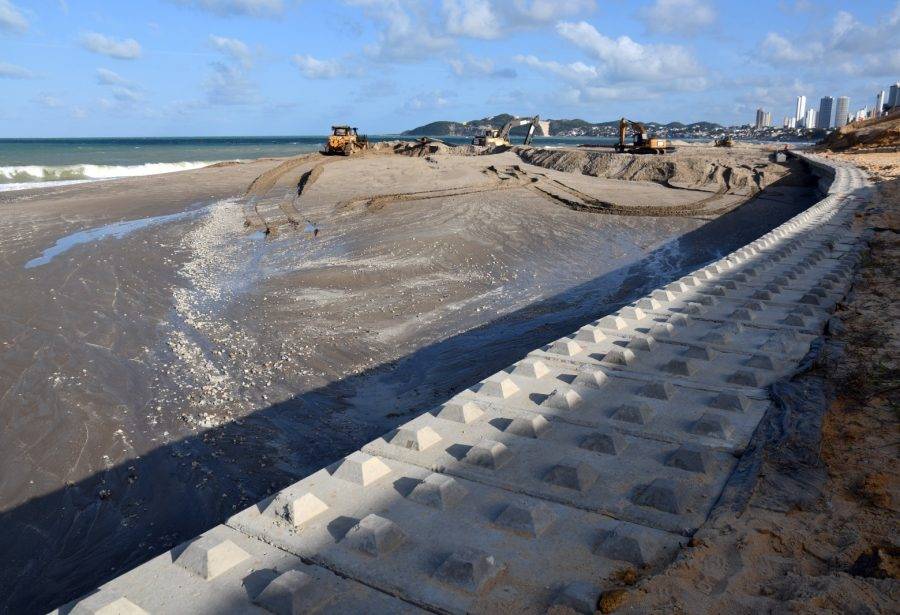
324 125 368 155
615 118 675 154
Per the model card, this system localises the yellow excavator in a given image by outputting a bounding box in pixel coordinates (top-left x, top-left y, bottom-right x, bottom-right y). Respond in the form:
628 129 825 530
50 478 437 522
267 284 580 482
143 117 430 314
472 116 542 147
324 125 368 155
614 118 674 154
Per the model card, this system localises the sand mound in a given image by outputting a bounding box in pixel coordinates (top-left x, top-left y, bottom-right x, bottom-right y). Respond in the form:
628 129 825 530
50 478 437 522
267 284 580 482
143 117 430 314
818 111 900 151
514 146 784 196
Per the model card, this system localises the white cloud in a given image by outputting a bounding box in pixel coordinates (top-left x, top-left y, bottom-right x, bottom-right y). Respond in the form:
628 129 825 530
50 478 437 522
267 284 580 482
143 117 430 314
170 0 283 17
508 0 594 24
204 61 260 104
292 55 352 79
79 32 142 60
515 55 597 82
449 55 516 78
0 0 28 33
556 21 705 82
96 68 128 85
638 0 716 35
33 93 64 109
0 60 33 78
209 35 252 67
346 0 454 61
442 0 500 39
403 90 455 111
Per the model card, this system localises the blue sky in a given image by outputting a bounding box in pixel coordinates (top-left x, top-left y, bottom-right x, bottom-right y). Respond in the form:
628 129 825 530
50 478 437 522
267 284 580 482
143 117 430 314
0 0 897 136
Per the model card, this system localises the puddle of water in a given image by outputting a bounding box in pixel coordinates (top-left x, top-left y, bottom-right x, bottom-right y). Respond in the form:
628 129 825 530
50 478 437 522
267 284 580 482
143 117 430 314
25 204 211 269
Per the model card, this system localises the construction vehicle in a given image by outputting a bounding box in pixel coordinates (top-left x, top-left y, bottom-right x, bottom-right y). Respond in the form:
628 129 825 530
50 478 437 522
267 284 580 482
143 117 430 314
614 118 675 154
472 116 542 147
715 135 734 147
324 125 368 155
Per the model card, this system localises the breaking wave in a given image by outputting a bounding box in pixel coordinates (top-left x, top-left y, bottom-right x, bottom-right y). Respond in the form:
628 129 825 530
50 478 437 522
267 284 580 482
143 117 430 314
0 161 223 188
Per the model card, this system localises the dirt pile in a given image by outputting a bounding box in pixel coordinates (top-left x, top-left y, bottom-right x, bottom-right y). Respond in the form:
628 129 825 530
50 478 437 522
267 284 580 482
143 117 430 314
818 111 900 151
514 145 788 196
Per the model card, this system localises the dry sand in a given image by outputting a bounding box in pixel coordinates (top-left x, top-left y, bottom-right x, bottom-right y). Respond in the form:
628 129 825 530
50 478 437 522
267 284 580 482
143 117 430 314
0 144 818 613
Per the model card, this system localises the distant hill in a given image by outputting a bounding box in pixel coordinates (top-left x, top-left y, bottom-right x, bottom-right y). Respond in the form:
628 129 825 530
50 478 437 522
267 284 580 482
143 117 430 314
402 114 724 137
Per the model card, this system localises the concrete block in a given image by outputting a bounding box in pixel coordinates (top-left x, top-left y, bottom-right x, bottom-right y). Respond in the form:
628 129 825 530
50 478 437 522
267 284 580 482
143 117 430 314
390 425 442 452
70 593 148 615
510 359 549 379
651 289 675 303
493 502 556 537
408 473 468 510
174 536 250 580
603 348 636 366
332 451 392 487
506 415 551 438
597 315 627 330
649 322 676 338
343 514 406 557
639 381 675 400
746 354 775 370
700 330 730 344
619 306 645 320
612 403 654 425
575 326 606 344
709 392 750 413
683 346 715 361
579 430 625 456
572 369 607 389
548 339 583 357
437 400 483 424
637 297 663 310
253 570 319 615
799 293 820 305
666 447 709 474
594 527 649 566
544 459 599 492
464 439 512 469
690 413 734 440
662 358 697 377
743 300 764 311
730 308 754 321
783 314 806 327
728 370 761 387
633 478 684 514
433 548 505 594
682 302 704 315
553 582 599 614
478 376 520 399
266 492 329 527
666 281 688 294
542 386 583 410
626 336 656 352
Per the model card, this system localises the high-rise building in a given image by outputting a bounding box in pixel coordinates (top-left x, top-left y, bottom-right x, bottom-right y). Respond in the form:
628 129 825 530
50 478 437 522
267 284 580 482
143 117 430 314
783 116 796 128
817 96 834 129
835 96 850 127
875 90 886 117
755 108 766 129
888 83 900 109
763 111 772 127
804 108 817 129
795 95 807 121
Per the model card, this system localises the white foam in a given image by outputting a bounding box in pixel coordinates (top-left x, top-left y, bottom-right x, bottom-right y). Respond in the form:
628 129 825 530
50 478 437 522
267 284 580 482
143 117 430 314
0 161 226 191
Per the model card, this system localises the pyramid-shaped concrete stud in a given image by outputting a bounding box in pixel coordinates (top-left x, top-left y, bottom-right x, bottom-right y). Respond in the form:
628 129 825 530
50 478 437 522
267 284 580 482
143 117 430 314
637 297 663 310
709 391 750 413
548 339 582 357
174 535 250 580
542 386 583 410
510 359 549 379
478 376 519 399
666 281 688 294
752 290 772 300
731 308 754 321
464 439 512 470
553 581 599 615
746 354 775 370
663 358 697 377
575 326 606 344
436 400 484 424
493 501 556 537
389 424 442 451
612 403 654 425
743 300 764 311
649 323 676 338
70 592 148 615
619 306 646 320
701 330 730 344
343 514 406 557
690 412 734 440
332 451 392 487
506 415 551 438
253 569 323 615
728 370 761 387
633 478 685 514
408 473 468 510
799 293 820 306
682 303 704 315
651 289 675 303
266 491 329 527
579 430 625 456
684 346 715 361
433 548 505 594
666 446 709 474
668 314 690 327
626 335 656 352
594 527 649 566
603 348 636 366
544 459 599 492
572 369 607 389
597 315 628 330
640 381 675 400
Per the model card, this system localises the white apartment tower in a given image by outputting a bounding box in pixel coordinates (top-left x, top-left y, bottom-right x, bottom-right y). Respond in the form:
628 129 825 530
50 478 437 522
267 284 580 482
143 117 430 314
804 108 817 129
875 90 885 117
835 96 850 127
795 95 807 122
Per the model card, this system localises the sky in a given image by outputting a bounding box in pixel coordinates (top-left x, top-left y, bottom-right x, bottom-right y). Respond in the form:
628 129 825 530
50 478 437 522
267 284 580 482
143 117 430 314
0 0 897 137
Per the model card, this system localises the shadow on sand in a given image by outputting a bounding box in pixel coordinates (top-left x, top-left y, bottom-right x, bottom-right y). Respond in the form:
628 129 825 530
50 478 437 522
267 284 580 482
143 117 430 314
0 170 820 614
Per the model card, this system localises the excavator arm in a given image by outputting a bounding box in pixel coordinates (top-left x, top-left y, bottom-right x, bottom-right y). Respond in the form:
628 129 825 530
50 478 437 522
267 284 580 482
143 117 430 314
498 116 541 145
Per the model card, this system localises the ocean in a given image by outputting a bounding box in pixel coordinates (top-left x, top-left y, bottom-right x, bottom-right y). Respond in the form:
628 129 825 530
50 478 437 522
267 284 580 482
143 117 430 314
0 135 617 192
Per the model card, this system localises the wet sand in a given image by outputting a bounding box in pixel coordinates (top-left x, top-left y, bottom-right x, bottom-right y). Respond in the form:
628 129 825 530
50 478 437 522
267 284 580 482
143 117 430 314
0 145 817 613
